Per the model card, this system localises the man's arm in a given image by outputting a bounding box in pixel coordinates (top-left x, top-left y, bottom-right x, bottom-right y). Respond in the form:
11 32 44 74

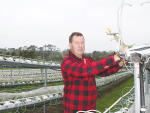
97 59 127 77
61 55 119 78
97 61 122 77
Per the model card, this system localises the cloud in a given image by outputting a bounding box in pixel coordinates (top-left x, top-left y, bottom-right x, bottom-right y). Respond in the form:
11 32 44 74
0 0 150 52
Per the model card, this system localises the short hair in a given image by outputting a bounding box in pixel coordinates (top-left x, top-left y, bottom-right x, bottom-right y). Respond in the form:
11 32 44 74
69 32 84 43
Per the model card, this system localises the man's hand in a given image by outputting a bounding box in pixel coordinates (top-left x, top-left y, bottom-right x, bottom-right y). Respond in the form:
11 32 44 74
122 47 129 54
114 53 121 62
119 59 128 67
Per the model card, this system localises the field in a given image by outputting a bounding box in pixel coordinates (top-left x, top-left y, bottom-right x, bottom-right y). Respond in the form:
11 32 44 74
0 68 134 113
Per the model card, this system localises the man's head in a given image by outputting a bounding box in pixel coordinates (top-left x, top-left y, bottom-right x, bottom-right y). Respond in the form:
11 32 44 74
69 32 85 59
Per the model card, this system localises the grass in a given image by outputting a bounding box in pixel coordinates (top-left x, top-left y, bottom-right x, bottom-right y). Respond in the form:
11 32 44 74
96 75 134 112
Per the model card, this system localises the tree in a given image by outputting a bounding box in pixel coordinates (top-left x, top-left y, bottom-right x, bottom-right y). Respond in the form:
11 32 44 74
28 51 34 59
27 45 37 51
11 52 17 56
6 52 10 55
22 46 28 50
23 50 28 58
19 51 23 57
91 51 102 58
62 49 69 57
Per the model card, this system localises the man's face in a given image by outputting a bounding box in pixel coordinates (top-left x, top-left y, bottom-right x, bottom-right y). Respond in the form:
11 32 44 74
69 35 85 58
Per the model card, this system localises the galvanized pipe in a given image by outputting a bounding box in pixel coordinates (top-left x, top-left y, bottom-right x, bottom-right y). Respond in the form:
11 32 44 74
140 64 146 112
45 68 47 88
145 70 149 94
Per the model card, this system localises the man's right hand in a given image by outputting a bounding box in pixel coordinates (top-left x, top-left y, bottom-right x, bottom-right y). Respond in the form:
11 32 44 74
114 53 121 62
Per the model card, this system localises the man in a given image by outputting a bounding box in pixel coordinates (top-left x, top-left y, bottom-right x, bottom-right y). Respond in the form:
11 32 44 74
61 32 127 113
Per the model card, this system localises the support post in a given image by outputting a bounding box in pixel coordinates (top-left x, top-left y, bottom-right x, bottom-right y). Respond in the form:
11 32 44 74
145 54 150 94
41 68 44 82
131 53 145 113
11 67 12 77
45 68 47 88
134 62 141 113
145 70 149 94
140 64 146 113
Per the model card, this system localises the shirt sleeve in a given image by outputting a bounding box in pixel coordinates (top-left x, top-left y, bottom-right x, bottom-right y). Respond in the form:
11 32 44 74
61 56 118 78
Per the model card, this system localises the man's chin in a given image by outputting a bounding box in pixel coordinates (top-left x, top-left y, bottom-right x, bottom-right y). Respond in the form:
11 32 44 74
77 51 84 55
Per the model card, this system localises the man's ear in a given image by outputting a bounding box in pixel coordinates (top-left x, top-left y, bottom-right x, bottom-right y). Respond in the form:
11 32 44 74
69 42 72 49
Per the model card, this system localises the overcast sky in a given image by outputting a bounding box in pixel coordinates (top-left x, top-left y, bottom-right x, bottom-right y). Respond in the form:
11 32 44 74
0 0 150 53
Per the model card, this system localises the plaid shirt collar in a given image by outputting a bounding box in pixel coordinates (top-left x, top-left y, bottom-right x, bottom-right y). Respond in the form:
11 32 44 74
69 50 85 61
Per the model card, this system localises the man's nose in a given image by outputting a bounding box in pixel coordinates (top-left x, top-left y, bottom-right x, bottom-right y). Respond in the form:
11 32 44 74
79 43 82 47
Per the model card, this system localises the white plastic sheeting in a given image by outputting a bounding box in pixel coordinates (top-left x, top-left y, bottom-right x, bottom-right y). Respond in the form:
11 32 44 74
0 85 64 100
0 92 63 110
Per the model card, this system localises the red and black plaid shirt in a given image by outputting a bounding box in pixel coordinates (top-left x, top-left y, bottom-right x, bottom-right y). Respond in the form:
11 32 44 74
61 51 122 113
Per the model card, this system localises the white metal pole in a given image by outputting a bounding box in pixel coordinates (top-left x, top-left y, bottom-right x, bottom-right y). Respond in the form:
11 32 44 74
134 62 141 113
118 0 125 53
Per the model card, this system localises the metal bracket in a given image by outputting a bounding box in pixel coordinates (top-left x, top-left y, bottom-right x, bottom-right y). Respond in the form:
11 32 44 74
130 53 141 62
